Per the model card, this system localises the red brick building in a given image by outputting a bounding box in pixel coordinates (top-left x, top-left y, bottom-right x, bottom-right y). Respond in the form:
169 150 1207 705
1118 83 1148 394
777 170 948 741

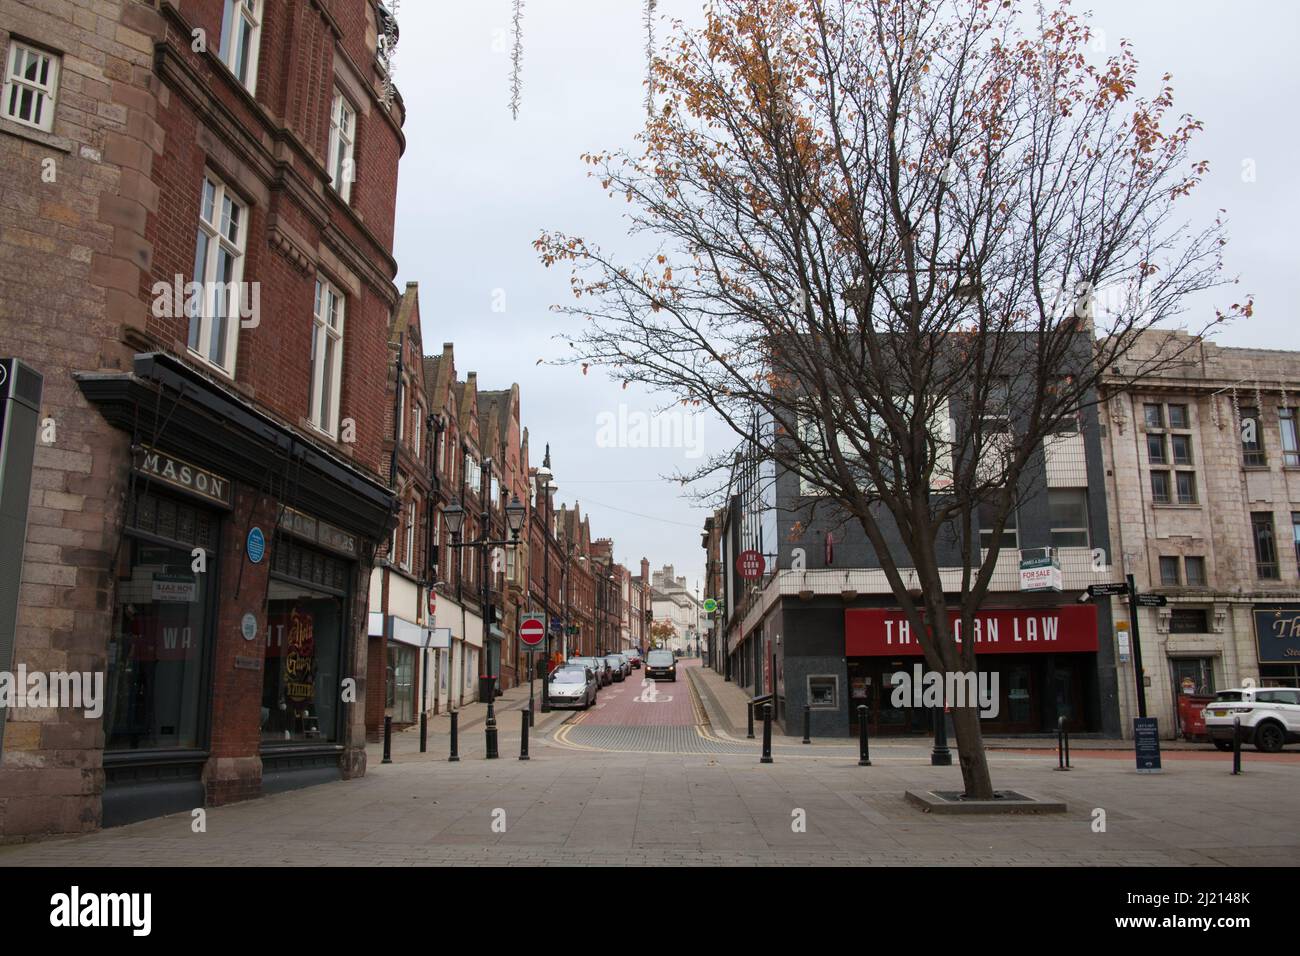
367 282 433 740
0 0 405 838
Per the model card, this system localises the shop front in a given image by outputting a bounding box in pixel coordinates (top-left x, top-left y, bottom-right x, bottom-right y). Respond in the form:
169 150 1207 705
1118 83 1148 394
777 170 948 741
81 351 394 823
103 459 228 826
844 605 1101 735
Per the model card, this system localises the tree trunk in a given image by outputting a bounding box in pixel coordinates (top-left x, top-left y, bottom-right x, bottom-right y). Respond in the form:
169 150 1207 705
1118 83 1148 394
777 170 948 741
949 704 994 799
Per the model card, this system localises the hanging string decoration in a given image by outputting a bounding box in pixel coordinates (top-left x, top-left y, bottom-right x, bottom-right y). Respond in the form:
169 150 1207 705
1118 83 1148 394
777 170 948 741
1211 390 1221 430
379 1 400 109
644 0 657 117
509 0 525 120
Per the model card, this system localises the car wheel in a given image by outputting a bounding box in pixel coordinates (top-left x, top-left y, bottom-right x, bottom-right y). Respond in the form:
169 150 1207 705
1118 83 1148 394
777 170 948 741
1212 739 1233 752
1255 721 1285 753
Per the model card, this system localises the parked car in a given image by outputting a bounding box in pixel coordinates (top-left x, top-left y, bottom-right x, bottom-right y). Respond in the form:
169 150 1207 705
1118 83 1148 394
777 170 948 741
547 666 597 709
606 653 631 680
625 648 642 669
570 656 611 687
645 649 677 682
1203 686 1300 752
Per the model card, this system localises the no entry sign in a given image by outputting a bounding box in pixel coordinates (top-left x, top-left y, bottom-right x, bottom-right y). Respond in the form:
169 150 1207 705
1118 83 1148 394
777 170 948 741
736 549 765 580
520 614 546 649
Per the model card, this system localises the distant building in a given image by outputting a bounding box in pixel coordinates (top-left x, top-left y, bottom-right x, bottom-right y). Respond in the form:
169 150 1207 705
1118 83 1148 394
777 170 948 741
650 565 704 654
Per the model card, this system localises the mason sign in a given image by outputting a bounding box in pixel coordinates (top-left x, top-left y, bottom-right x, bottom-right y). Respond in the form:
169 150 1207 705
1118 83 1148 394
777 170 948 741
133 445 232 508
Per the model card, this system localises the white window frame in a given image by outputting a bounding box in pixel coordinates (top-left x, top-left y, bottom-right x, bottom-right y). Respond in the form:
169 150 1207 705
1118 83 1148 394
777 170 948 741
402 501 415 572
412 402 423 457
328 89 356 202
310 276 346 438
187 173 248 377
3 40 60 132
219 0 263 93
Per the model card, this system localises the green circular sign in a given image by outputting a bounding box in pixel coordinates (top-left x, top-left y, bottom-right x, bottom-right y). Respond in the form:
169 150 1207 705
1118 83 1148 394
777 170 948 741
703 598 718 614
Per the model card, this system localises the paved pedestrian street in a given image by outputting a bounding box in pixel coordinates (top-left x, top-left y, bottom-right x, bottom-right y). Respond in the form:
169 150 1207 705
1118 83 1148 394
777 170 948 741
2 662 1296 867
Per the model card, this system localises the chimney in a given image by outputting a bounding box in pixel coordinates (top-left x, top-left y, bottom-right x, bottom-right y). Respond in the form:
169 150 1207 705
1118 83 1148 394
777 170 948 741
640 557 649 583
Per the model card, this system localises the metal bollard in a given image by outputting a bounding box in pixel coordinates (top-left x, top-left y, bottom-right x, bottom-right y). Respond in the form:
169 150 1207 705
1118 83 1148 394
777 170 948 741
420 711 427 754
382 715 393 764
747 700 755 739
760 703 774 764
1232 716 1242 775
802 704 811 744
1055 715 1071 771
449 711 460 763
519 708 530 761
857 705 871 766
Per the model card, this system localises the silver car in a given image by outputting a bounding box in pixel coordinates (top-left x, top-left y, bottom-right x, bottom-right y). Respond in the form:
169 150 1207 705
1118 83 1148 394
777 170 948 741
547 666 597 709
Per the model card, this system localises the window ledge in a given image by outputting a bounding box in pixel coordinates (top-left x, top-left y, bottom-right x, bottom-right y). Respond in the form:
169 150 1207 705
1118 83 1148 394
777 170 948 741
0 116 72 152
1151 503 1201 510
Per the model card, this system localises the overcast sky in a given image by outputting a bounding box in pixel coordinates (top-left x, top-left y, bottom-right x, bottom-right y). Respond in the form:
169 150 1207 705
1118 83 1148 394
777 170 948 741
391 0 1300 592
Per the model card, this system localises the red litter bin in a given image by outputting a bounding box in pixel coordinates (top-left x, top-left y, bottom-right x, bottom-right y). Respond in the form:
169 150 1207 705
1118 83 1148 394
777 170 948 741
1177 694 1214 741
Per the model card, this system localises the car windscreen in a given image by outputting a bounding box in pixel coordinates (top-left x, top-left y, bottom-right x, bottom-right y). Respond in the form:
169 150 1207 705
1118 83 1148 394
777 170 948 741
647 652 673 665
1214 691 1244 702
605 656 622 664
552 670 586 683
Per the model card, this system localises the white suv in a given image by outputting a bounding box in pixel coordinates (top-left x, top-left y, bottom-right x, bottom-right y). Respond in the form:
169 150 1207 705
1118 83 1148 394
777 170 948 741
1203 686 1300 753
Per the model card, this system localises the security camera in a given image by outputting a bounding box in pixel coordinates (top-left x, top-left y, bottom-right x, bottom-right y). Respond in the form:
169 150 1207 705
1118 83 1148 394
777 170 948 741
1077 591 1092 604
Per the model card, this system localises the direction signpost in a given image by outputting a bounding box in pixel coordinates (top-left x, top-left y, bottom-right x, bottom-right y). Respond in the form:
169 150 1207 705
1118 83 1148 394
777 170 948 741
1090 579 1167 770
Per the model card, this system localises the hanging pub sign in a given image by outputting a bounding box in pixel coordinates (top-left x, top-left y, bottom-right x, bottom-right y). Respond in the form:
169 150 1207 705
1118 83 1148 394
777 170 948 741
133 444 232 509
1253 604 1300 664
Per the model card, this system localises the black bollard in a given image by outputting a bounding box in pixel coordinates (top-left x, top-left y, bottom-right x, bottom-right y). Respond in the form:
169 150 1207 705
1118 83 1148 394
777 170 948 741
747 700 755 739
760 703 773 764
1231 716 1242 775
449 710 460 762
519 708 530 761
1055 715 1071 771
420 711 427 754
857 705 871 766
382 715 392 764
802 704 811 744
485 683 499 760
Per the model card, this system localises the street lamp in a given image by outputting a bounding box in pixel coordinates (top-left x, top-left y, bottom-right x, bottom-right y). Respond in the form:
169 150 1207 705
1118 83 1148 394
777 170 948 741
444 459 526 760
536 447 554 714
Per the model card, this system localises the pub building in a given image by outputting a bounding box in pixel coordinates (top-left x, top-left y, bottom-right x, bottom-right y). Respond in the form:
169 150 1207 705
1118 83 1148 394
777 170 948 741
79 352 394 825
715 395 1122 739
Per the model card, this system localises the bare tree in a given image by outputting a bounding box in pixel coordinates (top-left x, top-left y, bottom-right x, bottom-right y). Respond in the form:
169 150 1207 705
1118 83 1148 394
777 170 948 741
536 0 1248 797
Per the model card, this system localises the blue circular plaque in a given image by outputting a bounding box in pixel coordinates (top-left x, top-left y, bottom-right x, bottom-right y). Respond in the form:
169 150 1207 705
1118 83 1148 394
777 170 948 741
247 526 266 564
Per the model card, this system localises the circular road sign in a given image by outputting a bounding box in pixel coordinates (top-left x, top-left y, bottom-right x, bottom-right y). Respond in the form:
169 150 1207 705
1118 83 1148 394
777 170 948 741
703 598 718 614
736 550 765 580
520 615 546 648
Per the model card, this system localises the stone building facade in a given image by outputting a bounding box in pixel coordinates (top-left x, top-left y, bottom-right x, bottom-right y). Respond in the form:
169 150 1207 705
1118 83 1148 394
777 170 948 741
1099 331 1300 739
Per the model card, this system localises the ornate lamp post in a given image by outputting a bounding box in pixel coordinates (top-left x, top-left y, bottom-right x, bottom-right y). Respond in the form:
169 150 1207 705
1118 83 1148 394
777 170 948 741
535 447 554 713
444 469 526 760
